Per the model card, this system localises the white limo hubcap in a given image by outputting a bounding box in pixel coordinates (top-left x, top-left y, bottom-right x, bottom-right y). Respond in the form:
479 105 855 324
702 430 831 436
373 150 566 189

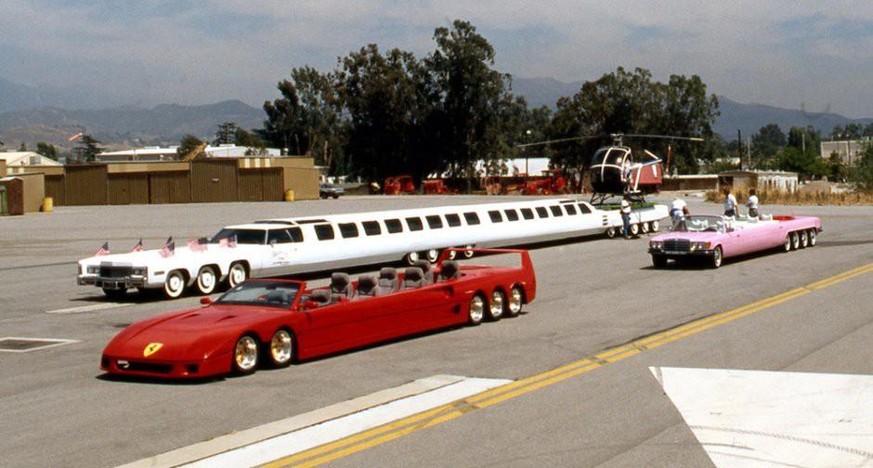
196 266 217 294
228 263 247 287
234 336 258 373
270 330 293 366
164 270 186 298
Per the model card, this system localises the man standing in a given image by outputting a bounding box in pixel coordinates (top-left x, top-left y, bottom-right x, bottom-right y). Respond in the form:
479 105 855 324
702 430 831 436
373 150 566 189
746 188 760 218
620 195 633 239
670 197 689 229
723 186 738 217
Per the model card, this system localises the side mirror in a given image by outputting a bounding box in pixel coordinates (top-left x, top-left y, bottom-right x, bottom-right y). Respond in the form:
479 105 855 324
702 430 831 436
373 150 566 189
200 297 213 306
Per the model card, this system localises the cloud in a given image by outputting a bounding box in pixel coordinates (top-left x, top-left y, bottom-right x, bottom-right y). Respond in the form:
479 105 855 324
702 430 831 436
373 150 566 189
1 1 871 117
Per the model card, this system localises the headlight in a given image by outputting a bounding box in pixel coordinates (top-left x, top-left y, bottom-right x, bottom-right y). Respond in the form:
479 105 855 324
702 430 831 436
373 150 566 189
87 266 100 274
690 241 711 251
650 241 663 249
131 267 147 276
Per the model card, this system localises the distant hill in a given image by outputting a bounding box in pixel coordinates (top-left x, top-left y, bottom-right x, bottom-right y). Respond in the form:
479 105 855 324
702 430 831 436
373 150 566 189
0 100 265 150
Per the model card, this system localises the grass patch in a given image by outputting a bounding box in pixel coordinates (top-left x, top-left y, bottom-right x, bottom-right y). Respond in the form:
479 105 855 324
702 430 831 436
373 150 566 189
705 188 873 206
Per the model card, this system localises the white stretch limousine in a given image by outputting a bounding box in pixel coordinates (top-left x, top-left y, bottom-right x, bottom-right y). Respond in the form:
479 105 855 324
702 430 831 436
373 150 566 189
77 198 667 299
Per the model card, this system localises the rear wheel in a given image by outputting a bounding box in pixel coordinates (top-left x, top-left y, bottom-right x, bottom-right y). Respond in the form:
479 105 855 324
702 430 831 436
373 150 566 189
808 229 817 246
426 249 440 263
163 270 186 299
799 230 809 248
405 251 420 265
650 220 660 232
711 246 723 269
232 335 259 375
463 246 475 259
641 222 650 234
790 232 800 250
629 223 640 237
487 290 505 321
195 265 218 295
506 286 524 317
605 227 617 239
652 255 668 268
227 262 247 288
268 329 293 368
468 295 485 326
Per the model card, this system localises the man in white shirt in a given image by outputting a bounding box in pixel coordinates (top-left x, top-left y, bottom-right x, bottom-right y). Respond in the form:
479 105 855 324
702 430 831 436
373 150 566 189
620 195 633 238
746 188 759 218
723 186 738 217
670 197 688 229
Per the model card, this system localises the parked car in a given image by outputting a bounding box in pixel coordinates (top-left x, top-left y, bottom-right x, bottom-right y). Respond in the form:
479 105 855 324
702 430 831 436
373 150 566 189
100 248 537 379
319 183 344 199
648 214 822 268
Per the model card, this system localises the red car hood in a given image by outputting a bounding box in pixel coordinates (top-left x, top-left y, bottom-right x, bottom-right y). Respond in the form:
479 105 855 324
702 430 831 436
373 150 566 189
103 304 284 361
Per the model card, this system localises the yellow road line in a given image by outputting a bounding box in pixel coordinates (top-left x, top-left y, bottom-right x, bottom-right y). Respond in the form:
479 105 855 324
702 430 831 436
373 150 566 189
263 262 873 468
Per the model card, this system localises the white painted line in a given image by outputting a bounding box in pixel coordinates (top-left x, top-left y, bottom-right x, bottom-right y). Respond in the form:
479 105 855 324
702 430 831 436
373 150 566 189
45 302 132 314
651 367 873 467
119 375 507 468
184 375 510 467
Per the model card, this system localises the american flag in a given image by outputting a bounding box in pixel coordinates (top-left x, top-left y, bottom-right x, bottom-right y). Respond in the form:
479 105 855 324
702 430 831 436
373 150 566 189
131 238 143 252
219 234 237 248
188 237 208 252
68 132 84 142
159 237 175 258
94 241 110 256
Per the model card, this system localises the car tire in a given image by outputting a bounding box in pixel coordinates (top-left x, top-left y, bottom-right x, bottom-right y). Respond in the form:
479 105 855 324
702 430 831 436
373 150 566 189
505 286 524 317
630 223 640 236
808 229 817 246
605 227 617 238
164 270 186 299
711 246 723 269
232 335 259 376
790 232 800 250
641 222 650 234
468 294 485 326
195 265 218 295
463 246 475 259
227 262 247 288
268 329 293 368
799 230 809 248
783 235 792 252
650 220 660 232
652 255 667 268
405 251 420 265
102 288 127 300
487 290 505 321
426 249 439 263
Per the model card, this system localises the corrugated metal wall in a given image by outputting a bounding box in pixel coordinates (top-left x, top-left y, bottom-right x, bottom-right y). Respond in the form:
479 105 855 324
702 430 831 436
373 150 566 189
239 168 283 201
191 160 238 203
45 175 65 206
108 174 149 205
149 172 192 204
65 165 108 206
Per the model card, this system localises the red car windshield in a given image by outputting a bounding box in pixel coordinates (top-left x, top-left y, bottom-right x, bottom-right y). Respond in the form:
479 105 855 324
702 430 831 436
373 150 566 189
216 281 301 307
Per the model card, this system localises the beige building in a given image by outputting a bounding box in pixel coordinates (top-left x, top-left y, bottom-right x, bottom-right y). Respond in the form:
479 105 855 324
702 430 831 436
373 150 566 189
820 140 868 166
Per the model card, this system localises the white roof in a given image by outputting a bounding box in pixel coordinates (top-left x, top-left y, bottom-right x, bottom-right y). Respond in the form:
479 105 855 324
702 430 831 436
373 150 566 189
0 151 63 166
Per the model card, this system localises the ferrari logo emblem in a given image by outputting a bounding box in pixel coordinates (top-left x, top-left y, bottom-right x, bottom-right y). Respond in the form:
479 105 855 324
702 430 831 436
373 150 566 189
143 343 163 357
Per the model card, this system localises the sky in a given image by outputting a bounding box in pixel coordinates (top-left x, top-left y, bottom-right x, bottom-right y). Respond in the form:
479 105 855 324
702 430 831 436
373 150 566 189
2 1 872 118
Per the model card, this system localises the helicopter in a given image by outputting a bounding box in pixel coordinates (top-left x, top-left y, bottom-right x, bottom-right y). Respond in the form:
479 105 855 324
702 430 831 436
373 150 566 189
518 133 703 205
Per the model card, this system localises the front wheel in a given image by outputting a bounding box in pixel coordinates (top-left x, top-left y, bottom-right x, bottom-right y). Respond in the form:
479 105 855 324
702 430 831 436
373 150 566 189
468 294 485 326
227 262 247 288
164 270 186 299
268 329 293 368
195 265 218 295
605 227 617 239
710 246 723 269
652 255 667 268
629 223 640 237
783 235 792 252
232 335 259 375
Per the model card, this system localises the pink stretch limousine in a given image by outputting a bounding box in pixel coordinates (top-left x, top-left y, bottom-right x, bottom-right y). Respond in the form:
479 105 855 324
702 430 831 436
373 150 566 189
648 214 822 268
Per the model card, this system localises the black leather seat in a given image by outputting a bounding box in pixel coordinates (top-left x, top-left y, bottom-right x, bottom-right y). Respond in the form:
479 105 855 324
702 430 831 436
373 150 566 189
330 272 353 302
355 275 377 298
376 267 399 295
402 267 425 289
413 260 434 284
439 260 460 281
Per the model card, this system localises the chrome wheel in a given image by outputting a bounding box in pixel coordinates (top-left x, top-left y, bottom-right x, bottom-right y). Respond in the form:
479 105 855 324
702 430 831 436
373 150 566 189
426 249 439 263
784 235 792 252
447 249 458 260
605 227 617 238
269 330 293 368
650 220 660 232
463 246 475 259
488 290 505 320
406 251 420 265
468 295 485 325
711 246 723 269
233 335 258 375
790 232 800 250
195 265 217 295
164 270 186 299
799 230 808 248
641 222 650 234
808 229 817 246
506 286 523 317
227 262 247 288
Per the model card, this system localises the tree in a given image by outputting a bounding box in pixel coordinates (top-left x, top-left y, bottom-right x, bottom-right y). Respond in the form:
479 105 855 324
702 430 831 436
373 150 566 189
36 142 58 161
75 134 103 162
750 124 786 169
214 122 239 145
426 20 511 190
177 134 204 160
261 66 344 170
850 143 873 192
234 128 266 155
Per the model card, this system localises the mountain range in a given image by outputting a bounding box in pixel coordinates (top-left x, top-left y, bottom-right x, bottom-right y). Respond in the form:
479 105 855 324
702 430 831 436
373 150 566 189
0 76 870 151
